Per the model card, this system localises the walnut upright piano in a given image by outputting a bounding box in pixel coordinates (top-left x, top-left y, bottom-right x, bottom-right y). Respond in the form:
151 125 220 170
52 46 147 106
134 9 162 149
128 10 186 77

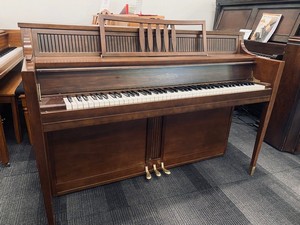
19 15 284 225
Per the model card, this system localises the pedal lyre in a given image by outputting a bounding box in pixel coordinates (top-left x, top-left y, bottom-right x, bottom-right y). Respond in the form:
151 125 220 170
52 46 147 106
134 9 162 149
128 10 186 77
145 166 152 180
153 164 161 177
161 162 171 175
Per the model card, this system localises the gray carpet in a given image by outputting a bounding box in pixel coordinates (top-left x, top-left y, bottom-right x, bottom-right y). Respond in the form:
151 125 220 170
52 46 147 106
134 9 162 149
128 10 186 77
0 111 299 225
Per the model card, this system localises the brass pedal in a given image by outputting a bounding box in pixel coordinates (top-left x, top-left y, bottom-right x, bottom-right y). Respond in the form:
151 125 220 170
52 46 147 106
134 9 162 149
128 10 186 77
153 164 161 177
145 166 152 180
161 162 171 175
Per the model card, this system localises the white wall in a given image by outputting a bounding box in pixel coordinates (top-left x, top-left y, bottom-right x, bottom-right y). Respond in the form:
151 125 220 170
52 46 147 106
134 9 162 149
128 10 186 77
0 0 216 30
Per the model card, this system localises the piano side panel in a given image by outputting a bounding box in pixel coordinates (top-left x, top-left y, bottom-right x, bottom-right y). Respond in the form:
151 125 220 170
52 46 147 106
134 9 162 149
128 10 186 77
47 119 147 195
253 57 284 88
36 63 254 95
162 108 232 166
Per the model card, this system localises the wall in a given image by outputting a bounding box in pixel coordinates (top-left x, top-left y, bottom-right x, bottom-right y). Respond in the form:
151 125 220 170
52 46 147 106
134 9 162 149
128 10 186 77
0 0 216 30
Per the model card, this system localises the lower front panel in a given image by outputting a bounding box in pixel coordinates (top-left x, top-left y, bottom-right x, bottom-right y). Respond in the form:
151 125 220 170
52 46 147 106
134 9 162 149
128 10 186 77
47 119 147 195
46 107 233 195
162 108 233 166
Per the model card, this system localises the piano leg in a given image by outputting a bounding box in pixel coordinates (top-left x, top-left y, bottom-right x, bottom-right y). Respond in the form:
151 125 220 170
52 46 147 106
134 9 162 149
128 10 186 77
20 94 32 144
11 96 22 143
249 102 271 175
0 115 10 166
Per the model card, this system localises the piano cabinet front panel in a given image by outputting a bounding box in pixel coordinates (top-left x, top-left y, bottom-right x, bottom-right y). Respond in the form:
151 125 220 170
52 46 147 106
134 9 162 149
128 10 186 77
47 119 147 196
46 107 233 195
162 107 233 166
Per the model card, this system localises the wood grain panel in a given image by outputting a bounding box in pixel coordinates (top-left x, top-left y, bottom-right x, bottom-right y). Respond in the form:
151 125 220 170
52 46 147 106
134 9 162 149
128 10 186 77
48 119 147 194
162 108 233 166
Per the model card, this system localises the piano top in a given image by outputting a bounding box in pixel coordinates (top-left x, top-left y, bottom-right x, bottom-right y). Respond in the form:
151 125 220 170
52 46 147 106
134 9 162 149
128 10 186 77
34 54 256 69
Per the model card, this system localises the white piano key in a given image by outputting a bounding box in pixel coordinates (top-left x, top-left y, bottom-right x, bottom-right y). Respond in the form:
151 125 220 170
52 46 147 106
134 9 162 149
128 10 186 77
73 97 84 109
63 97 72 110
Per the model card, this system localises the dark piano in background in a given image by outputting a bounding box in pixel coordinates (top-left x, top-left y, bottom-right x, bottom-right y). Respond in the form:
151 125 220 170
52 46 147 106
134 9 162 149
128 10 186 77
19 15 284 225
214 0 300 154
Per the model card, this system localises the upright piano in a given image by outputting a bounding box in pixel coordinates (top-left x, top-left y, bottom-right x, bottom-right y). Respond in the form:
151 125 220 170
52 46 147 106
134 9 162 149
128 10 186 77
0 29 24 165
19 15 284 225
214 0 300 153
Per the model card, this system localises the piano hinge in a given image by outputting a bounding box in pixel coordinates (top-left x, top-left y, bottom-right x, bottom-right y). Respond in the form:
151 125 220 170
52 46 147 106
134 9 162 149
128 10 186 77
37 83 41 101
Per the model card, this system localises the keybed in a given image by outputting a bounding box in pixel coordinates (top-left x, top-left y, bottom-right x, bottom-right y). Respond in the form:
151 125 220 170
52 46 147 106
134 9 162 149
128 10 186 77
62 81 266 111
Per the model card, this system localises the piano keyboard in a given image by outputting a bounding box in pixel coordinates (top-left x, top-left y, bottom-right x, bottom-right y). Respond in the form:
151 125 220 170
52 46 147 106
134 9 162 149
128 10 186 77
0 47 23 79
62 81 266 110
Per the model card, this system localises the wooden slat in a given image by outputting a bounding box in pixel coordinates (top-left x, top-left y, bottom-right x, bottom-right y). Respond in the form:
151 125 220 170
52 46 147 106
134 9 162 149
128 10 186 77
171 25 176 52
156 25 161 52
147 24 153 52
139 24 145 52
164 25 169 52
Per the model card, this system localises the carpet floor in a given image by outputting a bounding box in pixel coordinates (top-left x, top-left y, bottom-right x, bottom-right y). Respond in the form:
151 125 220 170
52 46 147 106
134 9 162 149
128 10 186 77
0 110 299 225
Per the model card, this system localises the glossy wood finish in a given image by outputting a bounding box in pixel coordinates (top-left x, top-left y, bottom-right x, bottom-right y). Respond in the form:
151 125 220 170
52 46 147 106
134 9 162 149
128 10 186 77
264 37 300 154
19 21 284 225
163 108 233 166
0 115 9 165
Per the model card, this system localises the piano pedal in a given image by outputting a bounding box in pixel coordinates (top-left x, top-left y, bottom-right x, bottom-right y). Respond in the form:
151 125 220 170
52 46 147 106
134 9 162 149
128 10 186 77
161 162 171 175
153 164 161 177
145 166 152 180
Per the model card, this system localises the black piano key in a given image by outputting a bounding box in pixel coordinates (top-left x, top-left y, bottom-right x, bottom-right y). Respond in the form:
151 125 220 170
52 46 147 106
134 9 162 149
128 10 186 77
154 88 164 94
90 94 98 100
100 93 108 99
137 90 148 96
82 95 89 101
121 91 131 97
76 95 82 101
67 96 73 103
109 92 117 98
96 94 103 100
143 90 152 95
163 88 175 93
115 92 122 98
149 89 160 94
130 91 140 96
157 88 167 93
